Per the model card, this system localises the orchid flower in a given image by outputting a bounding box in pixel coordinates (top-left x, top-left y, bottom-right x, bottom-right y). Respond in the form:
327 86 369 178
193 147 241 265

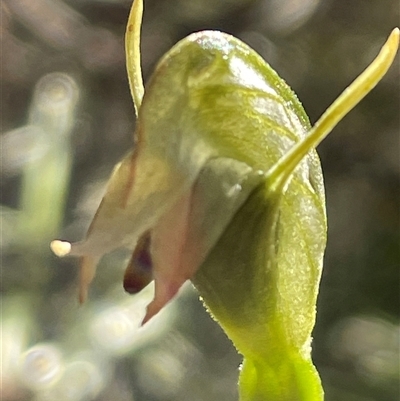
51 0 399 399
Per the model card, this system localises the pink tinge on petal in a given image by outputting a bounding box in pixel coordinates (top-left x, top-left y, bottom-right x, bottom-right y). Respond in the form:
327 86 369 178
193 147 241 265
142 278 186 325
142 190 193 325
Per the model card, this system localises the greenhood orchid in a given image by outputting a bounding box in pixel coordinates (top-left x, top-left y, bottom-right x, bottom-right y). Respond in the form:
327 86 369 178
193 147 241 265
51 0 399 399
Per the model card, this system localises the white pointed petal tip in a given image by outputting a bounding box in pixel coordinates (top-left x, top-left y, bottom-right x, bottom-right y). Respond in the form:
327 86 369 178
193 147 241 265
50 240 72 257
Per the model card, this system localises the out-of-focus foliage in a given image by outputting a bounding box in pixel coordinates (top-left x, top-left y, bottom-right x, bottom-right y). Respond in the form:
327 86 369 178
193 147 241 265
1 1 399 401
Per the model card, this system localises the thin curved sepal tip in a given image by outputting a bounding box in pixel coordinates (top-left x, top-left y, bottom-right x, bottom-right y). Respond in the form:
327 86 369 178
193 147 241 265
126 0 144 116
267 27 399 193
78 256 99 304
141 281 182 326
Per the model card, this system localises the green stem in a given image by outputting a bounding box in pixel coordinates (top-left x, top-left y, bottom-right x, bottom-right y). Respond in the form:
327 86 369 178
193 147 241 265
239 355 323 401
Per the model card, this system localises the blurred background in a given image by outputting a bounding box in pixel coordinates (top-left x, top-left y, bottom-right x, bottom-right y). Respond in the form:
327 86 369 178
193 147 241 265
1 0 399 400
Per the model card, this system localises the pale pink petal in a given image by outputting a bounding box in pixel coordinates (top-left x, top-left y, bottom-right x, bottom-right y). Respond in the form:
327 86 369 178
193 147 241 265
142 191 192 324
